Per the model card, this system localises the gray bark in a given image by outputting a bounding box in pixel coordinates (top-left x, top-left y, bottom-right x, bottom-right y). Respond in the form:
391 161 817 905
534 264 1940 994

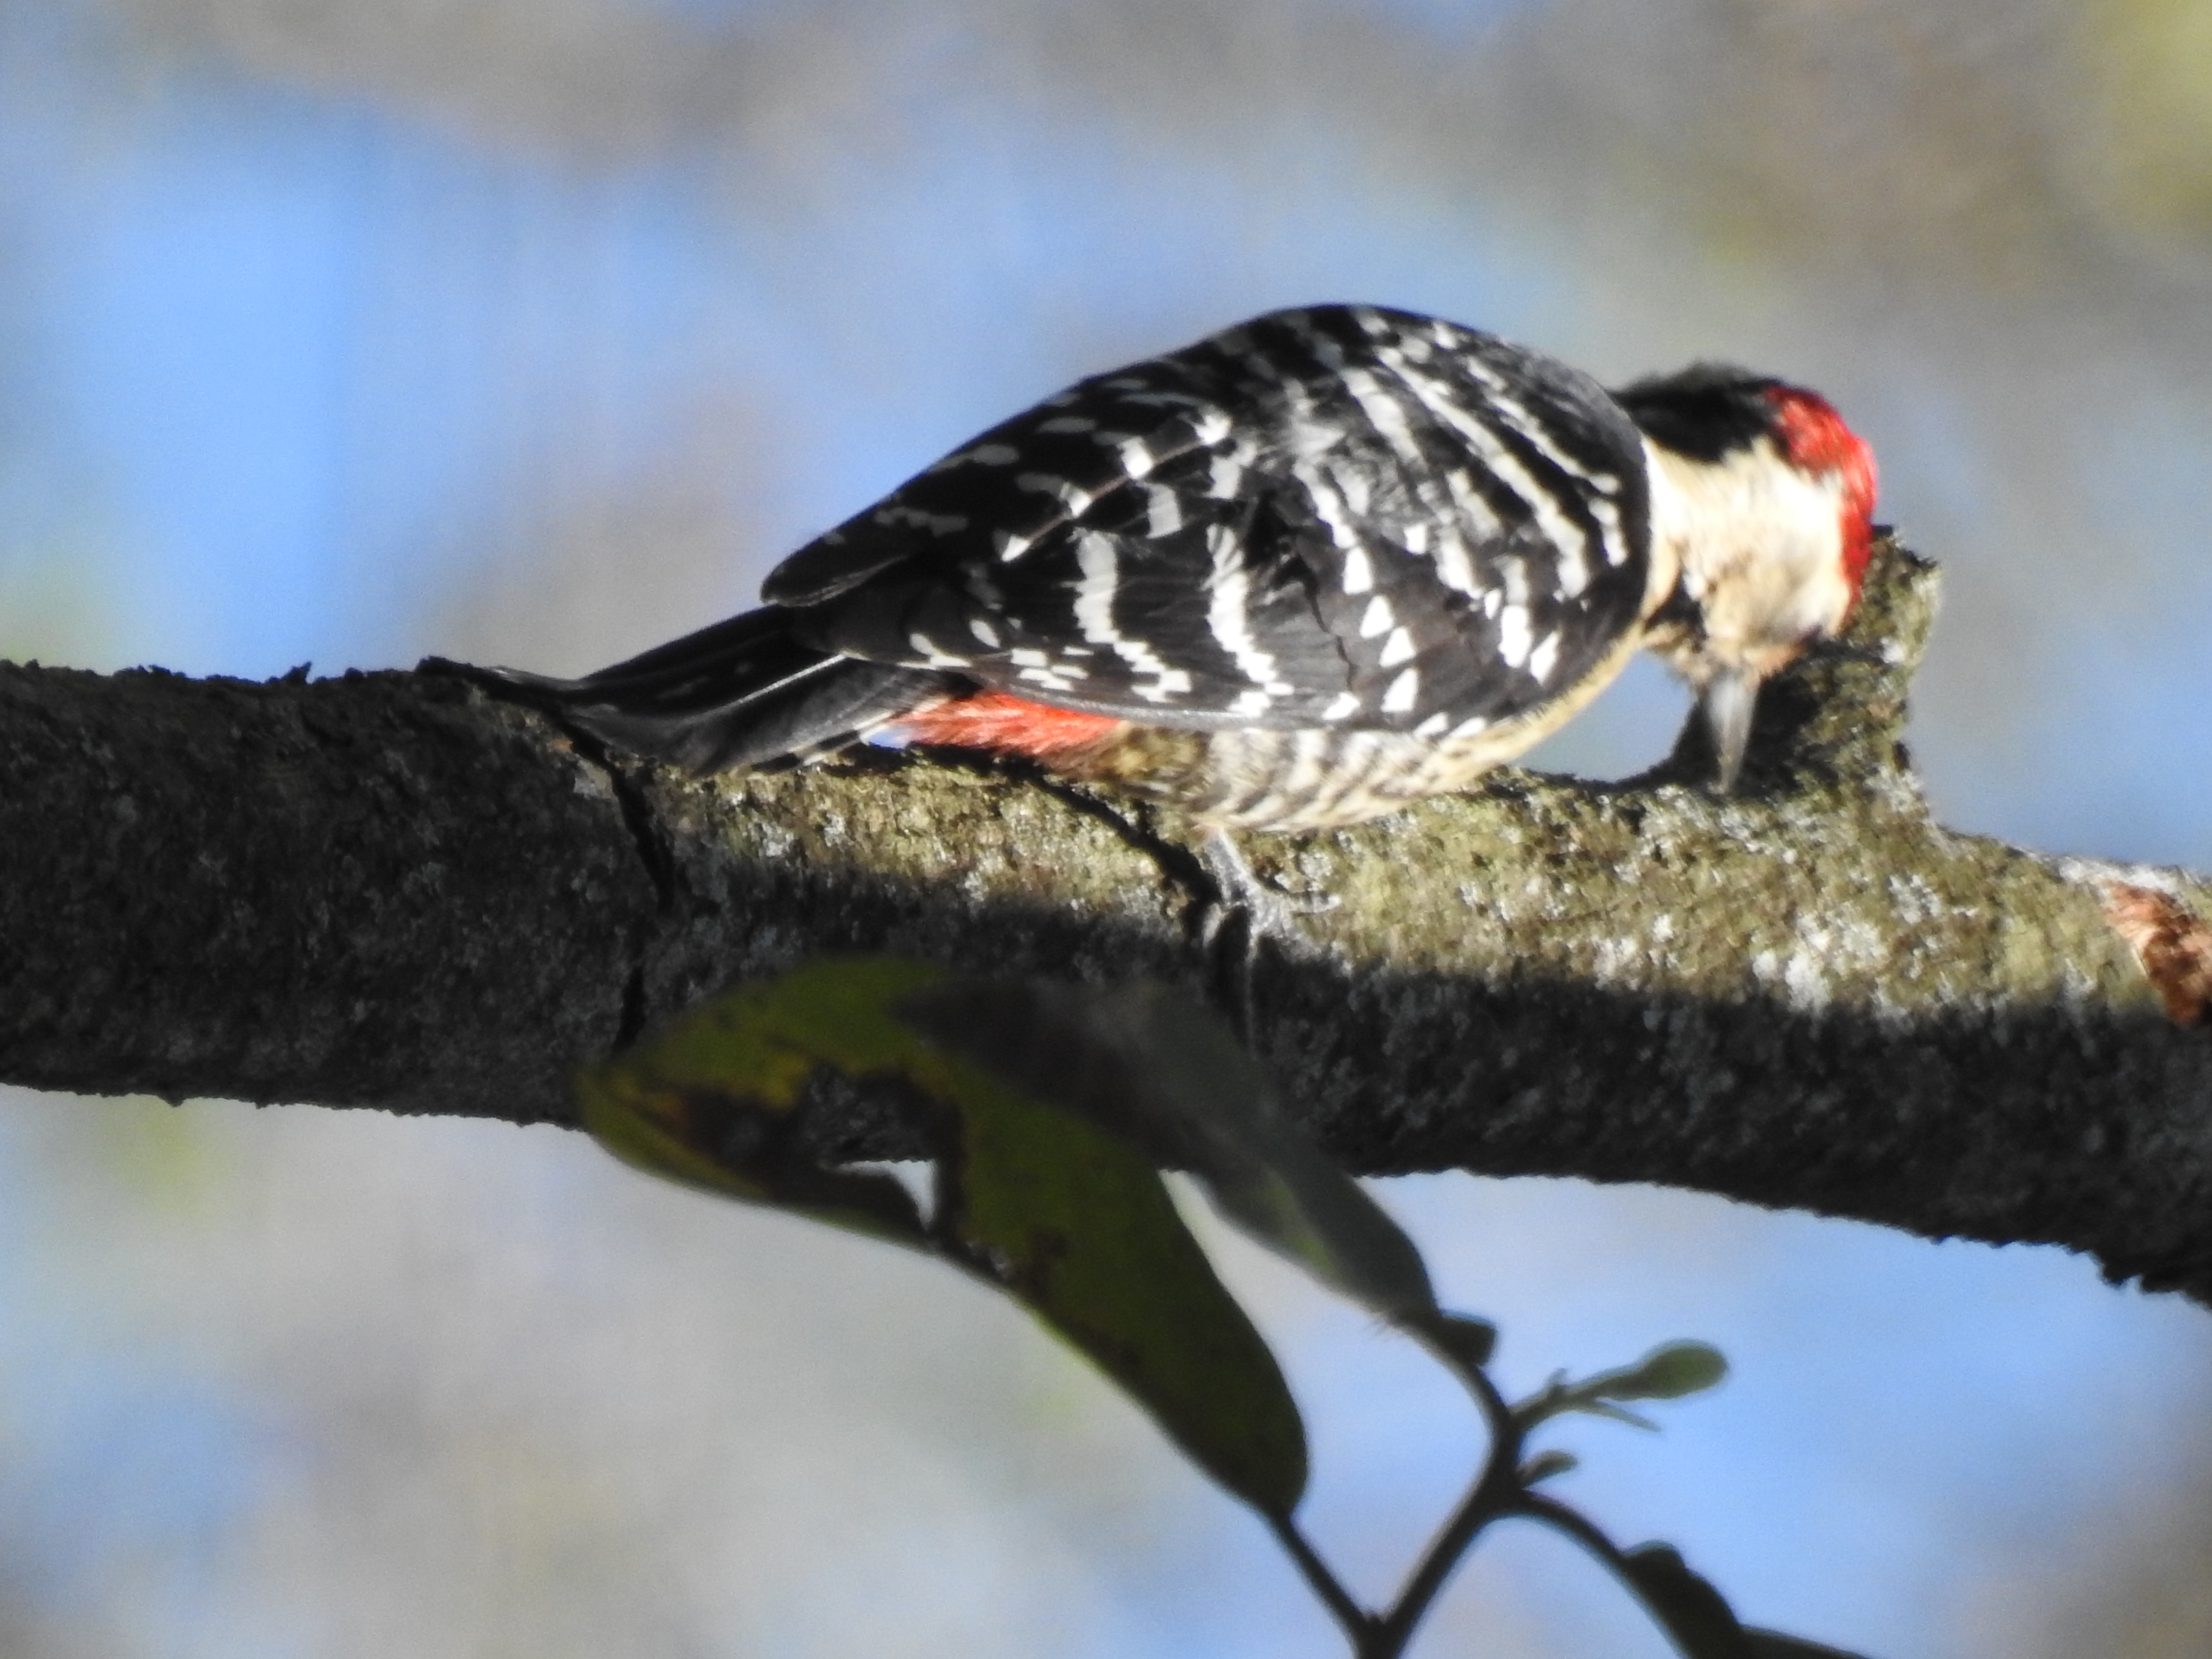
3 541 2208 1298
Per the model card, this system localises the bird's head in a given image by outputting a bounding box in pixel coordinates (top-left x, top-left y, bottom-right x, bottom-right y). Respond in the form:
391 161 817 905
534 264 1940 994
1613 363 1879 790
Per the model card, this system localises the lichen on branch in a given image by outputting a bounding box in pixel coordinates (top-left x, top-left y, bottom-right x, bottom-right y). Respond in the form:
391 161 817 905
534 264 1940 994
1 538 2208 1298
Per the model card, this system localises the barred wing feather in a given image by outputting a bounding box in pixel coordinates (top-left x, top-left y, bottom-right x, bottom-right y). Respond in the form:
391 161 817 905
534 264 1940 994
775 305 1656 735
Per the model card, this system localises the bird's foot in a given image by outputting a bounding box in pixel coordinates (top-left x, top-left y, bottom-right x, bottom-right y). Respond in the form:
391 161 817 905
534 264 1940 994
1198 833 1337 1043
1200 832 1338 931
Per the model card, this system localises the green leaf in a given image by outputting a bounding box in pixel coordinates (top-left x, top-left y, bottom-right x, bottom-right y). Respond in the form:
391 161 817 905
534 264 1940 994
941 1049 1309 1516
576 956 943 1247
577 957 1309 1519
1595 1342 1730 1402
902 975 1436 1321
1515 1342 1729 1431
1619 1544 1753 1659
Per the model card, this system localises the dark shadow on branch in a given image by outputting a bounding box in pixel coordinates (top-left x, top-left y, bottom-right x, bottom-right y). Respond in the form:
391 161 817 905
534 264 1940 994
1 541 2208 1298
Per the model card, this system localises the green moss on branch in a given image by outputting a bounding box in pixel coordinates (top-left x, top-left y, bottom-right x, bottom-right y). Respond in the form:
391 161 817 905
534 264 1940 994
3 539 2208 1297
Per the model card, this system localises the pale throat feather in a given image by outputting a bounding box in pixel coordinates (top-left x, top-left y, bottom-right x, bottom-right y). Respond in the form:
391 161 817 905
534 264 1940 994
1639 435 1854 686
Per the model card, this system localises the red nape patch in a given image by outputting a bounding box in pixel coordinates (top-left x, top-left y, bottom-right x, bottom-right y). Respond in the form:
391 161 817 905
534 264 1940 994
1766 386 1880 601
890 691 1130 765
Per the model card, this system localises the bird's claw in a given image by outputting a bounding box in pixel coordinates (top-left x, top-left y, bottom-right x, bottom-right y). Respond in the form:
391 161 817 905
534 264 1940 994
1198 833 1337 1042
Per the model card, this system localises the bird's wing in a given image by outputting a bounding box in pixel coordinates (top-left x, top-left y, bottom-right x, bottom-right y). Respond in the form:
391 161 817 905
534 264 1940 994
780 305 1657 734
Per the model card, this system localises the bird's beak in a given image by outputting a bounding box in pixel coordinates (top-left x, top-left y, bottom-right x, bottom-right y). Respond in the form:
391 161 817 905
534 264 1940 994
1699 669 1757 793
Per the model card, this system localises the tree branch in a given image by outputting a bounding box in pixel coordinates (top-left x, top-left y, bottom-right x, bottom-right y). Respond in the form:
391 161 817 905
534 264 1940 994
5 541 2209 1298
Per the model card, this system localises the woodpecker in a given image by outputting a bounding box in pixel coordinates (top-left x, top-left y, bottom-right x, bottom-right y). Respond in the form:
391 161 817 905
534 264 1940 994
455 305 1876 832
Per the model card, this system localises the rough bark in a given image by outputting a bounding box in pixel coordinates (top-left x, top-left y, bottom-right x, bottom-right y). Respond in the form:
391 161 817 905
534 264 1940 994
3 539 2208 1298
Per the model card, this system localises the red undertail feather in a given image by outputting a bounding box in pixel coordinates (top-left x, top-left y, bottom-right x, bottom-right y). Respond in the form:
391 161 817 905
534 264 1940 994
1764 386 1879 601
890 691 1131 765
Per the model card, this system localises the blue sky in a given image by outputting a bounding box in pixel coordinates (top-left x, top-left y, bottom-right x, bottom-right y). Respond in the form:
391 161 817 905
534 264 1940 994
3 4 2211 1656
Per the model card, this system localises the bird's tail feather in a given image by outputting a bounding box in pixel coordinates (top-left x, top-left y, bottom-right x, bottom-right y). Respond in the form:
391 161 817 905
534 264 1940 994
421 606 945 774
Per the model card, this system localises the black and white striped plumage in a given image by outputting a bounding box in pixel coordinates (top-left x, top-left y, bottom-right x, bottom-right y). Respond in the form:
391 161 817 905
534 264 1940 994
461 305 1875 831
773 304 1653 734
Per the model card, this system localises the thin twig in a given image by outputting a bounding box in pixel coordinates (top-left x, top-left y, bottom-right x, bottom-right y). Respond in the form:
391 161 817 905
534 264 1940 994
1512 1490 1633 1567
1363 1330 1527 1655
1264 1513 1375 1648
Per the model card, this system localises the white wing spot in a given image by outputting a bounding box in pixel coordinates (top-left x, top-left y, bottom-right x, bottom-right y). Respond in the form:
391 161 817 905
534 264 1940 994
968 616 1001 647
1382 667 1420 715
1206 524 1297 700
1075 532 1191 700
1284 399 1342 463
1188 408 1233 446
1382 357 1604 582
1113 436 1157 478
1295 463 1358 544
1498 603 1533 668
1451 713 1491 737
1589 495 1628 567
1449 355 1618 491
1527 633 1561 682
907 631 970 668
1339 543 1375 594
1146 488 1184 537
1413 712 1451 737
1442 469 1504 542
1017 473 1095 515
1340 368 1424 472
1073 535 1122 644
1554 542 1590 598
1323 692 1361 721
1359 595 1395 639
996 530 1034 563
1379 626 1417 668
1430 530 1480 597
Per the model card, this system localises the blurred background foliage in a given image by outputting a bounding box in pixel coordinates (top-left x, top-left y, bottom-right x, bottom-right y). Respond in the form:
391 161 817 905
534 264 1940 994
2 0 2212 1653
